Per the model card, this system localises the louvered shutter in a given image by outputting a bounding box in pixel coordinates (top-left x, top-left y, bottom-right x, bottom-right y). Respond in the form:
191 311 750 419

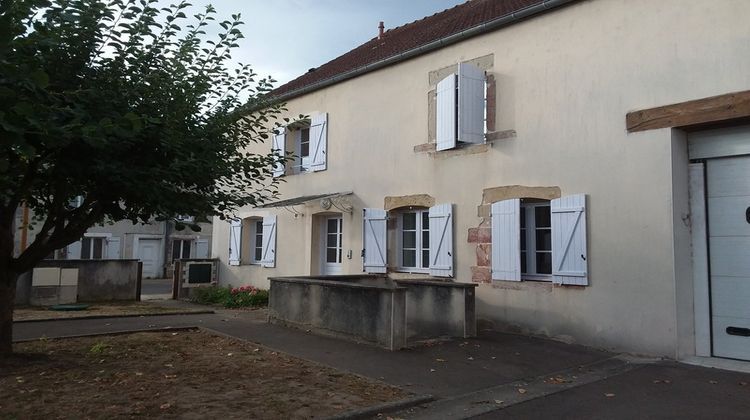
457 62 486 144
261 215 277 268
309 113 328 172
491 199 521 281
429 203 454 277
272 128 286 177
551 194 588 285
228 219 242 266
106 237 121 259
363 208 387 273
436 74 457 151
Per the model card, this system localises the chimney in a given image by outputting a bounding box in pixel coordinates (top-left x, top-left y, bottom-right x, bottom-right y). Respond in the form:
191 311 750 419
378 21 384 39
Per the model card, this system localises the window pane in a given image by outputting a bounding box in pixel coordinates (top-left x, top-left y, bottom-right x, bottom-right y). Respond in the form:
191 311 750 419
520 229 526 250
422 250 429 269
81 238 91 260
254 247 262 262
422 211 429 229
521 251 527 274
422 230 429 249
327 233 337 248
327 218 338 234
402 249 416 267
536 229 551 251
535 206 551 228
92 238 103 259
182 241 191 258
338 248 342 263
326 248 338 263
256 221 263 234
402 212 416 230
402 231 416 248
520 206 526 227
536 252 552 274
255 234 263 248
172 240 181 262
300 128 310 157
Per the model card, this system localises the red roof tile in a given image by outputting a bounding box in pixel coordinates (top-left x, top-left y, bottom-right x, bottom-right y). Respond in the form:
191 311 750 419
272 0 567 99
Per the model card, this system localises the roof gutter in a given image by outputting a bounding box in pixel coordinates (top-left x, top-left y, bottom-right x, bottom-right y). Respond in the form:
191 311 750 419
274 0 577 102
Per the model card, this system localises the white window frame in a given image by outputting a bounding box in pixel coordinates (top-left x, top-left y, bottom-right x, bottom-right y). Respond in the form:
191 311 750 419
172 238 193 262
396 209 430 273
249 219 264 264
292 121 312 173
520 201 552 281
80 232 112 260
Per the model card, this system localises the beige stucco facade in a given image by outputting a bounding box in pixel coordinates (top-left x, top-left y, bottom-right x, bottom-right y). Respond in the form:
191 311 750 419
213 0 750 357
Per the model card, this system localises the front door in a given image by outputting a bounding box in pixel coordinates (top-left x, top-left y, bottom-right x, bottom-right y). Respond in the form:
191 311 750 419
708 156 750 360
138 238 162 279
322 217 343 275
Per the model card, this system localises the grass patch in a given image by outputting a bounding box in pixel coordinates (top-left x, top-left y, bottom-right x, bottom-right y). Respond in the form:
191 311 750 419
191 285 268 308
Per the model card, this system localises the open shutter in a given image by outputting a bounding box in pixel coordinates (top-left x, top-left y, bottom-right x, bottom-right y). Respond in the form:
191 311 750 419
195 239 209 258
363 208 387 273
491 199 521 281
436 73 457 151
309 112 328 172
429 203 453 277
457 62 486 144
272 128 286 177
228 219 242 266
67 240 82 259
551 194 588 285
261 215 277 268
106 237 121 259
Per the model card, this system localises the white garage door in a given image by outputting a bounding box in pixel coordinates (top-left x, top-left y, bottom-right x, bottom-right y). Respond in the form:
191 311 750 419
137 238 163 279
708 156 750 360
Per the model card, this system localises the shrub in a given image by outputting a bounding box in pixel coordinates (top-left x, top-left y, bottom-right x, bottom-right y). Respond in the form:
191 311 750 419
190 285 268 308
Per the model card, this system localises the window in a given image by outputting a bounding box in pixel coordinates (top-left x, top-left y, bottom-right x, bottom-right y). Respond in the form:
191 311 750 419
172 239 192 262
491 194 589 286
271 112 328 177
81 237 105 260
398 210 430 272
299 127 310 159
436 62 486 151
325 217 343 264
251 220 263 264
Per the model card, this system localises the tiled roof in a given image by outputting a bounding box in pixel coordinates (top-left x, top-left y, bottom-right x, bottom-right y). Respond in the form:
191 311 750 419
272 0 567 99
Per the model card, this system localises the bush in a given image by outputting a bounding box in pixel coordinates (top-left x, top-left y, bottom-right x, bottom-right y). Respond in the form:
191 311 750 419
191 285 268 308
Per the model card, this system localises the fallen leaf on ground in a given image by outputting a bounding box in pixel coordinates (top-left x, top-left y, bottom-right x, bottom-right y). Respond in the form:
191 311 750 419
435 358 446 362
740 382 748 386
494 400 504 404
604 393 615 398
430 369 436 372
160 403 171 410
709 380 718 384
517 388 527 394
467 357 474 361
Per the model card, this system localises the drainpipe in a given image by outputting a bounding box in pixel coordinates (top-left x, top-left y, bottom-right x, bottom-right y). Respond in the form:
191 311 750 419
163 220 172 279
274 0 577 102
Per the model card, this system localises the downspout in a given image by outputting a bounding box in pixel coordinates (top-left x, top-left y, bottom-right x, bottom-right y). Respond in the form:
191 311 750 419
163 220 172 279
274 0 577 102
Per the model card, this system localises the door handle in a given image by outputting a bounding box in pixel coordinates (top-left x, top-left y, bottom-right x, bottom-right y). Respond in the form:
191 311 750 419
726 326 750 337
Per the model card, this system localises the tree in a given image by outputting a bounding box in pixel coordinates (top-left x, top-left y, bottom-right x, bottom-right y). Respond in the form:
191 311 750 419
0 0 288 354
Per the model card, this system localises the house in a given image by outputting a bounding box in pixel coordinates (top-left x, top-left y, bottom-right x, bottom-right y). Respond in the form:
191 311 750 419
212 0 750 363
14 206 212 279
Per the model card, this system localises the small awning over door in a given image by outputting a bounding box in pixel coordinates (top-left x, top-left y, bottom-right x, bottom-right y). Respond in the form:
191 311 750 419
256 191 353 208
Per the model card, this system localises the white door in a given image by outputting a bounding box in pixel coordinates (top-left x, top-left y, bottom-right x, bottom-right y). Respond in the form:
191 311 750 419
708 156 750 360
322 216 343 275
137 238 162 279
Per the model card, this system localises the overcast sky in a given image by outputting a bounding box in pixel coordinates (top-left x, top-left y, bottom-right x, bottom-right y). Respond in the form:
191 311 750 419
183 1 466 87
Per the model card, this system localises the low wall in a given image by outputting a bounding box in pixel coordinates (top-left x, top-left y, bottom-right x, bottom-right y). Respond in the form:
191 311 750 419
395 279 477 341
32 259 141 302
269 277 407 350
173 259 219 300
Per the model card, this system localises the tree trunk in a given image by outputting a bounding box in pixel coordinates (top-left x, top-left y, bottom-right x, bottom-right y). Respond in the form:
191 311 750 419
0 271 17 356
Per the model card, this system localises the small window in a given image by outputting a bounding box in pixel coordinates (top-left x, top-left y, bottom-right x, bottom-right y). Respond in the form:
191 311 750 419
81 237 105 260
398 210 430 272
251 220 263 263
299 128 310 158
172 239 192 262
520 201 551 280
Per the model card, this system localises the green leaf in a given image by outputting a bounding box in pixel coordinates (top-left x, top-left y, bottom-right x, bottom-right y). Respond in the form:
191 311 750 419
29 70 50 89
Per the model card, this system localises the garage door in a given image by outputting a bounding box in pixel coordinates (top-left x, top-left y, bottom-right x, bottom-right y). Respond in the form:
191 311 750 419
708 156 750 360
137 238 162 279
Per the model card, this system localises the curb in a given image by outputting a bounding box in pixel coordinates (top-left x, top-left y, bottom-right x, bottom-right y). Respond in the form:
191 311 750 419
12 326 200 343
327 394 434 420
14 310 214 323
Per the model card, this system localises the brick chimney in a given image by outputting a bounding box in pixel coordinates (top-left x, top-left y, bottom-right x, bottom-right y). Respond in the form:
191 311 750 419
378 21 384 39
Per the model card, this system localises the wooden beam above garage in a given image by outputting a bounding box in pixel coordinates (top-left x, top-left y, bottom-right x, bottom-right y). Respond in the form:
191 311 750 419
626 90 750 132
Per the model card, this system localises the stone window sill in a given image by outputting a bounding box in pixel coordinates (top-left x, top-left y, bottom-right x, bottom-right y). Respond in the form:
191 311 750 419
414 129 516 157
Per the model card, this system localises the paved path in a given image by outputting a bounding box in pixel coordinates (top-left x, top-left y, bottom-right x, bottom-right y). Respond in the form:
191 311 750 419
13 307 750 419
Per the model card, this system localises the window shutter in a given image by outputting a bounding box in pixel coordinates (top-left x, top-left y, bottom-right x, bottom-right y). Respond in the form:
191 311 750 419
457 62 485 144
261 215 277 268
106 237 121 259
67 240 82 259
195 239 209 258
428 203 454 277
272 128 286 177
491 199 521 281
363 208 387 273
436 73 457 151
551 194 588 285
228 219 242 266
309 112 328 172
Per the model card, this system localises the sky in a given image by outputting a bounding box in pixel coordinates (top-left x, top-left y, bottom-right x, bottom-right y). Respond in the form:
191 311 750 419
181 0 466 87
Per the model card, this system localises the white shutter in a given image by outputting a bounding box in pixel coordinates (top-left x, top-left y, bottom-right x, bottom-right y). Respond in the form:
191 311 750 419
457 62 486 144
228 219 242 266
363 208 387 273
272 128 286 177
195 239 209 258
67 240 82 259
261 215 277 268
436 73 457 151
106 237 121 259
551 194 588 285
428 203 453 277
309 112 328 172
491 199 521 281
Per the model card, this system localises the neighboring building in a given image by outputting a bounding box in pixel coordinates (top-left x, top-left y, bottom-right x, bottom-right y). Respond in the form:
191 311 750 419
212 0 750 363
14 206 212 278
